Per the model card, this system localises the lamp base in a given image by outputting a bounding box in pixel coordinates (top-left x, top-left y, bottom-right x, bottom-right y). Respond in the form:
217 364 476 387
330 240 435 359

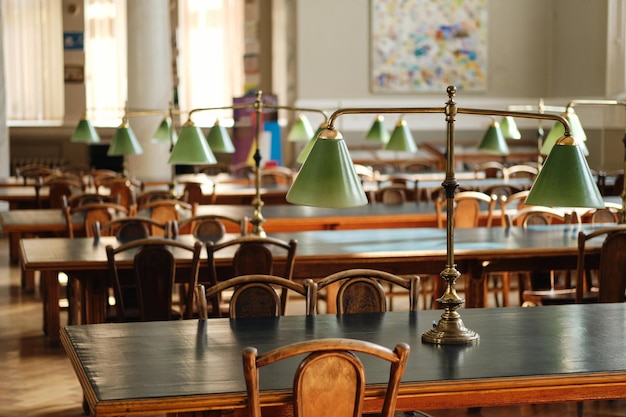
422 310 479 345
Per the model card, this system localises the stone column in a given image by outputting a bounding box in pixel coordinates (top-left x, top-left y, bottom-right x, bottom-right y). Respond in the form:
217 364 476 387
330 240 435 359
126 0 172 183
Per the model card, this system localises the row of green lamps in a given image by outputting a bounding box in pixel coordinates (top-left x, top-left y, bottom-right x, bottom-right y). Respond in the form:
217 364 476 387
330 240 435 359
70 110 239 172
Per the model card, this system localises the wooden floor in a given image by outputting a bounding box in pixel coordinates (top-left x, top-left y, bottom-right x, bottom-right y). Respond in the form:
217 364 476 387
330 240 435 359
1 234 626 417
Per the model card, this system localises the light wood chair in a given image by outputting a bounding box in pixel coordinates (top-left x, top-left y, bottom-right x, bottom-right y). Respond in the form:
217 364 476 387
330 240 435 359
473 161 505 179
503 164 538 181
198 274 314 319
435 190 497 229
177 213 248 242
310 268 419 314
139 199 196 235
106 238 202 322
95 177 141 214
63 201 129 238
242 338 410 417
205 236 298 316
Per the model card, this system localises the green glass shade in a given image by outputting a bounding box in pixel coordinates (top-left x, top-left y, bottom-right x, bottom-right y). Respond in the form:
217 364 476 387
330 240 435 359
206 119 235 153
567 111 587 142
385 119 417 152
541 118 589 156
499 116 521 140
108 122 143 156
526 137 604 208
287 114 315 142
287 130 368 208
477 121 509 155
296 123 327 164
365 115 390 144
71 118 101 143
168 122 217 165
152 117 177 145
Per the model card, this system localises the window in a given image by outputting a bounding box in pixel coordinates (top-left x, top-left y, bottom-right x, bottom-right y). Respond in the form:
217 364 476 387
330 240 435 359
84 0 244 127
1 0 64 124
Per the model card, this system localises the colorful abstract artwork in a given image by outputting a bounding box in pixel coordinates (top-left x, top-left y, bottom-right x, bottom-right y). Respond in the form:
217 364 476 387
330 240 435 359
371 0 488 93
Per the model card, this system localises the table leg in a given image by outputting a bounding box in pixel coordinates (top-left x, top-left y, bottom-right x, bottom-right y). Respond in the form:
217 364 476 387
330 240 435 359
464 260 486 308
41 270 61 345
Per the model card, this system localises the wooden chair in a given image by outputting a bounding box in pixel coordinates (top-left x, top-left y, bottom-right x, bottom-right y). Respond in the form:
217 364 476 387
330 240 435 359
435 190 497 228
473 161 505 179
95 177 141 214
374 184 409 204
205 236 298 316
504 208 580 307
503 164 538 181
251 166 294 186
93 217 171 243
139 199 196 235
310 268 419 314
44 176 86 209
181 181 213 205
576 226 626 304
242 338 410 417
106 238 202 322
400 161 434 173
136 189 179 207
198 274 314 319
177 213 248 242
63 193 121 208
581 202 621 224
63 201 129 238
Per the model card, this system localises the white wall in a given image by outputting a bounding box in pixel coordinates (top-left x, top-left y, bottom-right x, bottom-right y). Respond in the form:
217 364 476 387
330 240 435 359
294 0 626 170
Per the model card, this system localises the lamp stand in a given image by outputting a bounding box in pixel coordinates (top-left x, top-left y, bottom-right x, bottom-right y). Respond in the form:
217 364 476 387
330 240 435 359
422 86 479 345
250 91 267 237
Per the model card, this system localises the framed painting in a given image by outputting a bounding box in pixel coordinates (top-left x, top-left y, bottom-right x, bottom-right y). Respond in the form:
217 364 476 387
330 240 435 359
370 0 488 93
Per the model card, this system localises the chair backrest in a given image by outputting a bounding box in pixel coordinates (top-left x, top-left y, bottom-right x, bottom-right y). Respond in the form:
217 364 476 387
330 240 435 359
45 176 85 209
106 238 202 322
375 184 408 204
242 338 410 417
577 226 626 303
96 177 141 213
473 161 505 179
64 192 121 208
201 274 314 318
505 206 575 227
400 161 434 173
178 214 248 242
181 181 211 205
503 164 538 180
583 203 621 224
205 236 298 316
64 202 129 238
435 191 496 228
136 190 180 207
311 269 419 313
253 166 294 186
93 217 170 243
139 199 196 235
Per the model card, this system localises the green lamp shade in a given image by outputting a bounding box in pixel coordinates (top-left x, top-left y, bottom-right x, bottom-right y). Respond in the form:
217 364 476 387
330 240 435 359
107 124 143 156
206 120 235 153
152 117 177 144
567 111 587 142
365 115 390 144
499 116 521 140
526 138 604 208
71 118 101 143
477 121 509 155
296 123 326 163
287 133 368 208
385 119 417 152
288 114 315 142
541 118 589 156
168 123 217 165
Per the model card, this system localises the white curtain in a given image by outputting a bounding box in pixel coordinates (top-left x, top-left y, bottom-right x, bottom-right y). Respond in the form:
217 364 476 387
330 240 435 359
1 0 64 123
84 0 127 126
177 0 245 126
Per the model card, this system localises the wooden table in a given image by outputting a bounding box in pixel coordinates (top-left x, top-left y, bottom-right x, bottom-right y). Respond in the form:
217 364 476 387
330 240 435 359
61 304 626 416
1 202 446 265
20 224 608 344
